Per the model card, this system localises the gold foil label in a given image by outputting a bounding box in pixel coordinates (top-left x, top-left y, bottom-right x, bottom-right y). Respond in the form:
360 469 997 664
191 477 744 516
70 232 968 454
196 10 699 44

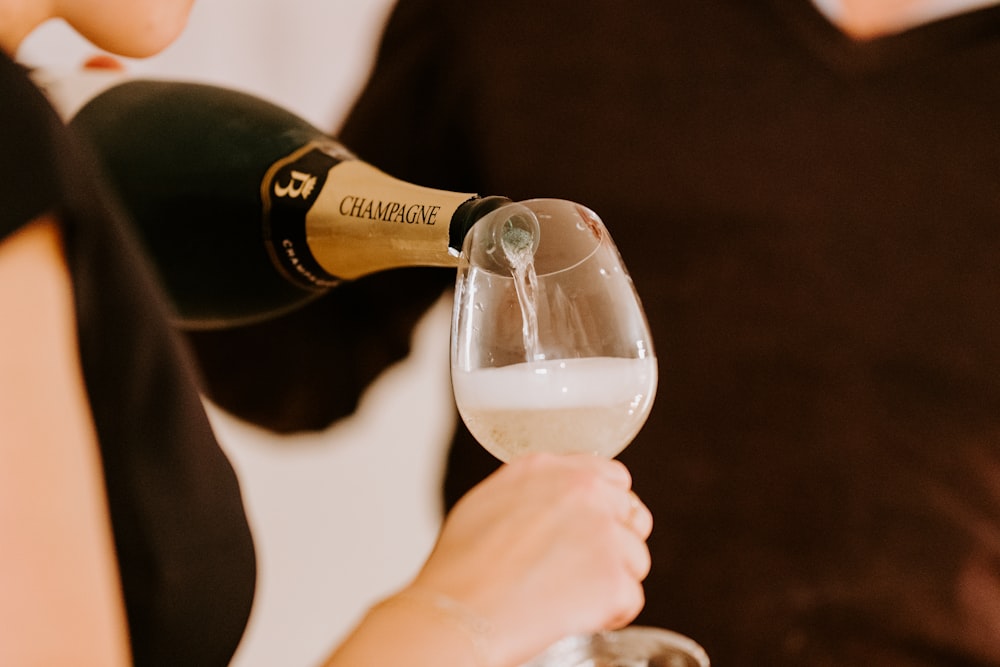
305 161 476 279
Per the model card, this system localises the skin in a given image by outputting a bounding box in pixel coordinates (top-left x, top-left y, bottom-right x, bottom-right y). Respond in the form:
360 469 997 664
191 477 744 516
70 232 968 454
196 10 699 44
328 454 653 667
828 0 946 38
0 218 133 666
0 0 194 56
0 2 652 666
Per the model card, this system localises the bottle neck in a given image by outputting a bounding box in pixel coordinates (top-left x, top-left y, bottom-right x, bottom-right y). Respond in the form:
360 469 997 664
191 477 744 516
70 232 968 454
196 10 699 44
449 195 514 254
263 141 511 289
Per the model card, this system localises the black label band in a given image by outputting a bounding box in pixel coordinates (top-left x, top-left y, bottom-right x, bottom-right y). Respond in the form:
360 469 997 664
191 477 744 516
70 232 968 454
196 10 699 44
262 143 349 289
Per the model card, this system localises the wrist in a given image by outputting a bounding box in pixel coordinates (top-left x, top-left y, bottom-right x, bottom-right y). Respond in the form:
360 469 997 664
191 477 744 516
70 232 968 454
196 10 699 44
371 588 495 666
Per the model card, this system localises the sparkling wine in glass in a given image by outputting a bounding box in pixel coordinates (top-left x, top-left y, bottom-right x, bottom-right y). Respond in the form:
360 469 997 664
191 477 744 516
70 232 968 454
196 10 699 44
451 198 657 462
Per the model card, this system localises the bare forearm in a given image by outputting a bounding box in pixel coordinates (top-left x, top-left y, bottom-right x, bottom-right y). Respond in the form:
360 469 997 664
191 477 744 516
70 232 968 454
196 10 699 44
0 218 131 666
322 588 488 667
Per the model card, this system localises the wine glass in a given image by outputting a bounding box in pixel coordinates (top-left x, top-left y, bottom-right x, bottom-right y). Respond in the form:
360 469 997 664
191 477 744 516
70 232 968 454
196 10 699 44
451 198 657 462
451 199 710 665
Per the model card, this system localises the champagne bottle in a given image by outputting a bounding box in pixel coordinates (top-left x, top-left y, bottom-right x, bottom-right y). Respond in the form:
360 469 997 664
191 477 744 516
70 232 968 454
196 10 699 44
68 79 513 330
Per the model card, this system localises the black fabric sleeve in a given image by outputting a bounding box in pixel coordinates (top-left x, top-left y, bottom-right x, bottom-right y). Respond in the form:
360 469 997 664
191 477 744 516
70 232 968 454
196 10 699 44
0 56 62 239
1 51 256 665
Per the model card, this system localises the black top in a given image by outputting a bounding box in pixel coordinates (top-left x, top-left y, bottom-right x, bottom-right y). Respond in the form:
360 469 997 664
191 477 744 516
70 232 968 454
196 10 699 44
191 0 1000 664
0 52 255 666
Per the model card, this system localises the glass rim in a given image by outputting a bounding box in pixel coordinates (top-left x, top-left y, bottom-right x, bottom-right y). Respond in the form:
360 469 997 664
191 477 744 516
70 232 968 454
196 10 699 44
523 625 710 667
460 198 610 279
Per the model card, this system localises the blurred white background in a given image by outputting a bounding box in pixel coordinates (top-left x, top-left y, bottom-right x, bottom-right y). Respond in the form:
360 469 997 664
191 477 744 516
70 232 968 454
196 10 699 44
18 0 397 128
17 2 459 666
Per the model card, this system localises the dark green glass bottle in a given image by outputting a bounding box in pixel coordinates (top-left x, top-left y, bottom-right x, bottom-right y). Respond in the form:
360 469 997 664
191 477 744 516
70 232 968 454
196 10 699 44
69 79 510 329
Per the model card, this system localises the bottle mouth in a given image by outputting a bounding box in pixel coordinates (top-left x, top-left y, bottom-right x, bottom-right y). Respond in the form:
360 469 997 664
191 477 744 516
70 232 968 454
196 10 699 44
488 202 542 272
499 218 536 256
448 195 515 253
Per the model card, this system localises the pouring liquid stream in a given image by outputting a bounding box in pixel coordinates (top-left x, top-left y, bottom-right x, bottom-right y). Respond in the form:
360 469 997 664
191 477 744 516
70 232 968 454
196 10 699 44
500 225 542 361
